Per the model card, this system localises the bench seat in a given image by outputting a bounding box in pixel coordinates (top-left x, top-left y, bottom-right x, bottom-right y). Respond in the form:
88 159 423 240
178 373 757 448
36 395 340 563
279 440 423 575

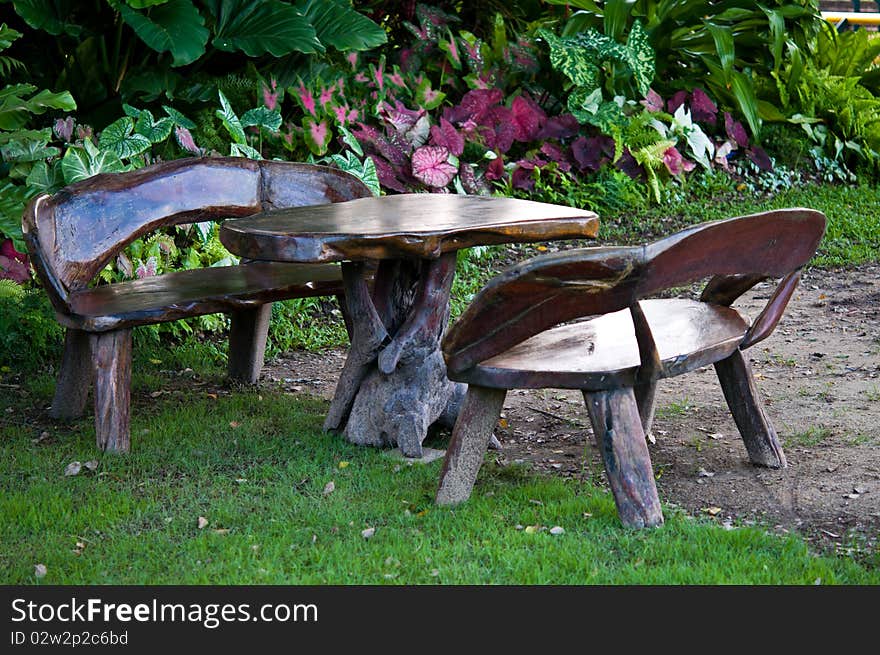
63 262 343 332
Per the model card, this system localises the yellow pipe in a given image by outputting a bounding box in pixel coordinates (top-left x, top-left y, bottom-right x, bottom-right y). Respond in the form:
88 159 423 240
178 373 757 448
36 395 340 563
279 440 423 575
821 11 880 25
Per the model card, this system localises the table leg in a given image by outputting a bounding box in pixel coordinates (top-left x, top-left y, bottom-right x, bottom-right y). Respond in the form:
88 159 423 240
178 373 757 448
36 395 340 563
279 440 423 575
327 253 465 457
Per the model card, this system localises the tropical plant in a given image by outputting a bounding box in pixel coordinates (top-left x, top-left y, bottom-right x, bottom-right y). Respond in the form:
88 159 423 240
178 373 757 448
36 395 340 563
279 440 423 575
542 0 824 139
2 0 387 123
0 21 75 262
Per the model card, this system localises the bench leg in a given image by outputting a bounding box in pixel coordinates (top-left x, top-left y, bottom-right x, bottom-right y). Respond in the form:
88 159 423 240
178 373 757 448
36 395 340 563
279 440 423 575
91 329 132 453
714 349 787 468
634 380 658 436
583 387 664 528
436 386 506 505
228 304 272 384
50 328 92 419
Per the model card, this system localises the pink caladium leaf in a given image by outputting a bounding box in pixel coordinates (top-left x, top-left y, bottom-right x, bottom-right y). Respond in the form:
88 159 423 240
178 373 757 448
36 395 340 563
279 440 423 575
302 117 332 156
615 150 645 180
663 146 686 176
458 162 488 195
667 90 688 114
690 88 717 124
411 145 457 188
53 116 75 142
511 94 547 143
136 257 158 279
506 38 541 74
539 142 570 169
511 159 547 191
261 78 279 111
370 57 386 94
379 100 423 132
174 126 201 154
484 156 505 181
714 140 734 170
387 66 407 91
440 31 461 69
724 112 749 148
429 118 464 156
346 52 358 69
318 85 334 110
640 88 664 113
537 114 580 140
295 81 317 117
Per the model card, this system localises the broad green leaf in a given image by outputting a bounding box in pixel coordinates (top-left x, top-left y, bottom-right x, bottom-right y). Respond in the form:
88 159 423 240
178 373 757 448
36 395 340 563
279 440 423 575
0 24 23 51
216 90 245 144
338 124 363 157
538 29 600 89
0 180 31 249
624 21 654 96
706 23 735 74
25 159 61 192
134 110 174 143
12 0 82 36
0 136 58 164
207 0 320 57
61 146 126 184
729 71 762 139
241 106 282 132
602 0 636 42
118 0 208 67
162 105 196 130
126 0 172 7
297 0 386 52
0 85 76 130
99 117 152 159
230 142 261 159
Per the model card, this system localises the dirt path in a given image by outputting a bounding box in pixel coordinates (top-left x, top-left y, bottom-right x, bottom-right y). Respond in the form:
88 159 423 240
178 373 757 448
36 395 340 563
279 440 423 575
265 264 880 556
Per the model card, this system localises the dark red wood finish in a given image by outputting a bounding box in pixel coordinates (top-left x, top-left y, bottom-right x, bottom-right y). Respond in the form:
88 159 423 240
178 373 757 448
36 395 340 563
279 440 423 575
219 194 599 458
23 157 372 453
436 209 826 528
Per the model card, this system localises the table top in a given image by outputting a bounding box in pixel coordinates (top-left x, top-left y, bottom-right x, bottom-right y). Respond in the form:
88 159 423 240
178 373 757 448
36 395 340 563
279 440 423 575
219 193 599 263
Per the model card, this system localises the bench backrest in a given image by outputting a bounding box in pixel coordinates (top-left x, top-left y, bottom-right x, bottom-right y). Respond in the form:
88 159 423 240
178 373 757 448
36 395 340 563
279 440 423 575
443 208 826 374
22 157 372 307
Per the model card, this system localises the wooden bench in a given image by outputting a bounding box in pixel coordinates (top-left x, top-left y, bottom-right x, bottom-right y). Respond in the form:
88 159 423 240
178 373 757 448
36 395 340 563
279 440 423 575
22 157 371 453
435 209 827 528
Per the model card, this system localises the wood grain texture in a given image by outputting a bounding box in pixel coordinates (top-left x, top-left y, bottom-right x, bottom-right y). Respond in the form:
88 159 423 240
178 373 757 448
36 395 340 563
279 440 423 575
714 349 787 468
61 262 344 332
22 157 370 295
219 194 599 263
91 330 132 453
583 387 664 528
49 328 92 419
341 254 464 457
436 386 507 505
443 209 825 374
227 303 273 384
740 270 802 349
456 299 748 390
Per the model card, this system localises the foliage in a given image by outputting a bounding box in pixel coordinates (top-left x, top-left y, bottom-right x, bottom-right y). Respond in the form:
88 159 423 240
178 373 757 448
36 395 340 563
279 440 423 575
543 0 824 139
0 20 75 259
0 281 63 368
2 0 386 123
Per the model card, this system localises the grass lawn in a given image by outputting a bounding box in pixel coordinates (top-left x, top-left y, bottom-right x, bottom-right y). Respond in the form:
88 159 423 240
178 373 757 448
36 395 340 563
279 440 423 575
2 178 879 585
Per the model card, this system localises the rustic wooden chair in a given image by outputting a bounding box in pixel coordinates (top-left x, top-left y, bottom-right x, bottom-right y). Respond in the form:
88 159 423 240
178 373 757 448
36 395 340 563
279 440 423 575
435 209 826 528
22 157 371 453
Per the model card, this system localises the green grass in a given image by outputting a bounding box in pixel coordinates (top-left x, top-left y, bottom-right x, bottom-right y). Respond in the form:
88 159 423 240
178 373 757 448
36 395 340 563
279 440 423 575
785 425 834 448
1 370 877 585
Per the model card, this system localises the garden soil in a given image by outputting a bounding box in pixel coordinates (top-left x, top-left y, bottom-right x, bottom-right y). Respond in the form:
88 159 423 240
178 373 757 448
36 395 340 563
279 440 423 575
266 263 880 557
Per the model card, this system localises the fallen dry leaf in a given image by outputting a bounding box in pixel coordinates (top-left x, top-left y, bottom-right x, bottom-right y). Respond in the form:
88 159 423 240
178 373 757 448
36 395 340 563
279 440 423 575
206 393 218 400
229 421 241 428
84 460 98 472
323 481 335 496
213 528 229 535
703 506 722 516
197 516 208 529
361 527 376 539
697 467 715 478
498 418 509 429
64 461 81 477
549 526 565 535
338 461 350 469
524 525 540 534
708 432 724 440
34 564 47 578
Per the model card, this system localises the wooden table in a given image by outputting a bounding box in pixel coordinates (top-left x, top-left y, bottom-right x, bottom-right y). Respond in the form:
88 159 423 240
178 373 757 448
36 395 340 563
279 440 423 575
220 194 598 456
